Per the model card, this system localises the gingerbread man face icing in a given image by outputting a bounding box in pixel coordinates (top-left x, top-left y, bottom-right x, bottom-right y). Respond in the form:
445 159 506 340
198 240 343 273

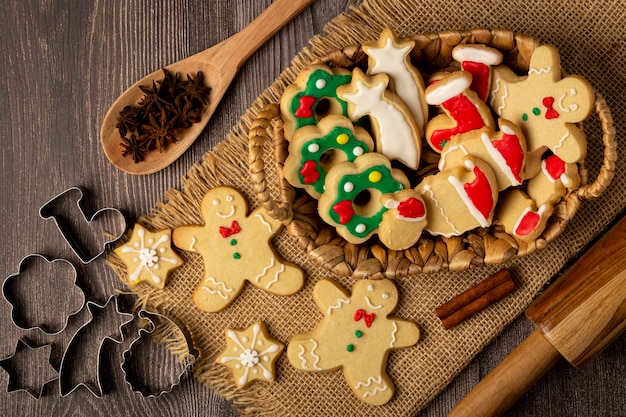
489 44 594 164
287 278 420 405
172 187 305 312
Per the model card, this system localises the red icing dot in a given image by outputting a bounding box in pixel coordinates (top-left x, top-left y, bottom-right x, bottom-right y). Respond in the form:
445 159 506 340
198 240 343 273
397 197 426 219
516 210 541 236
332 200 355 224
544 155 566 180
295 95 316 118
542 97 559 119
299 160 320 184
464 166 494 220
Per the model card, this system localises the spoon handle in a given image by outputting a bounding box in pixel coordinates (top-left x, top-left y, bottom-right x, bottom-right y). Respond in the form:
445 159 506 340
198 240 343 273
222 0 315 68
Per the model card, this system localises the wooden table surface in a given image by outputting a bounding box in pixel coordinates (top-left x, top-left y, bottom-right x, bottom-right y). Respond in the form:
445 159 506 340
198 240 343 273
1 1 624 416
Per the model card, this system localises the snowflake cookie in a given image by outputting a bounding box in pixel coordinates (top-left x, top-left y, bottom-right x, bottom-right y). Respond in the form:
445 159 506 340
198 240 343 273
216 322 284 388
114 224 183 289
287 278 421 405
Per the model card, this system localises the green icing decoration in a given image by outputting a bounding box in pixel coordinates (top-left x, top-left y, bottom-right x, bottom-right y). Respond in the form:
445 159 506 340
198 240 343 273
346 344 355 352
289 69 351 130
233 252 241 260
532 107 541 116
298 126 370 194
355 330 363 338
329 164 404 239
230 239 237 246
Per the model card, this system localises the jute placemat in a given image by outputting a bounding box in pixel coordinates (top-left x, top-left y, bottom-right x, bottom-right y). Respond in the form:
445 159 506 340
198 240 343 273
109 0 624 415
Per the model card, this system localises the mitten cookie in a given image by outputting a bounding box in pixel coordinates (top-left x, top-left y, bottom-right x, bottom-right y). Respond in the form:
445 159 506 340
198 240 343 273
337 68 422 169
280 64 352 140
318 153 409 244
173 187 305 312
283 115 374 199
287 278 420 405
489 44 594 164
415 156 499 237
425 71 495 152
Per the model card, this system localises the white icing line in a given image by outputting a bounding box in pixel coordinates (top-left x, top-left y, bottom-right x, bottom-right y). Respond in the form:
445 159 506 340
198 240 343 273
363 385 388 398
265 263 284 290
448 170 491 228
204 276 234 292
216 206 235 219
390 322 398 348
297 345 309 370
528 65 552 75
254 258 275 283
255 213 276 233
421 186 460 236
480 132 521 186
355 375 383 389
553 131 570 153
365 296 383 310
327 298 350 315
189 236 197 252
309 339 322 370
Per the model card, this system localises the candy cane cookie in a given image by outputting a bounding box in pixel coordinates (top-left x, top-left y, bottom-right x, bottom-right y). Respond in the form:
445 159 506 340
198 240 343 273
337 68 422 169
318 153 409 244
283 115 374 199
280 64 352 140
362 27 428 135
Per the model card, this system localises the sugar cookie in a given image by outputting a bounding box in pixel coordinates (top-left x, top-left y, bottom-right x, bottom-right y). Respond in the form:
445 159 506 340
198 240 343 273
216 321 284 388
489 44 594 164
415 156 499 237
526 154 580 206
362 27 428 135
425 71 495 152
496 189 554 241
283 115 374 199
378 190 428 250
318 153 409 244
439 118 527 191
337 68 422 169
452 44 503 102
114 224 182 289
287 278 420 405
280 64 352 140
172 187 305 312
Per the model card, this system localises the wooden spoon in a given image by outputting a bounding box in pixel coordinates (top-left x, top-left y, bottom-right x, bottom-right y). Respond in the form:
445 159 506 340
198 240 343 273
100 0 314 175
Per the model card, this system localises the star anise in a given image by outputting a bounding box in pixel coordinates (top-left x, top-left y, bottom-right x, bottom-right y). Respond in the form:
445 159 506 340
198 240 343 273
116 105 142 137
120 134 148 163
139 80 172 116
181 71 211 105
140 110 181 152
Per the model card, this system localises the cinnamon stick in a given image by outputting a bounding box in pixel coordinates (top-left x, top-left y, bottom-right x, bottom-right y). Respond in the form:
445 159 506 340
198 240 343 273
436 269 516 329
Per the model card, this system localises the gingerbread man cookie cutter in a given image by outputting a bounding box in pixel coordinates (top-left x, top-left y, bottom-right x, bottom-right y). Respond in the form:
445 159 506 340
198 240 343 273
39 187 126 264
2 254 85 335
121 309 199 397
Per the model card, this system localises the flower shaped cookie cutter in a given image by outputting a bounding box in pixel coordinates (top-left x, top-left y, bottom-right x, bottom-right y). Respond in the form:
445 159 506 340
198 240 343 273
39 187 126 264
2 254 85 334
121 309 199 397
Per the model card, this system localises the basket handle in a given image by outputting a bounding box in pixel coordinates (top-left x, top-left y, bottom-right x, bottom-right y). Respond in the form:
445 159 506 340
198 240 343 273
249 103 295 223
576 92 617 200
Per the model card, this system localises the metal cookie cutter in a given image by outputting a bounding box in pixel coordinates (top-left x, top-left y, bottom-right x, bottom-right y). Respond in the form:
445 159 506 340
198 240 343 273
0 339 58 399
39 187 126 264
121 309 199 397
59 295 133 397
2 254 85 334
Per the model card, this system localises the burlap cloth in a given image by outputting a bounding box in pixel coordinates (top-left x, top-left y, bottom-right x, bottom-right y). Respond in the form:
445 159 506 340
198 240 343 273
109 0 624 415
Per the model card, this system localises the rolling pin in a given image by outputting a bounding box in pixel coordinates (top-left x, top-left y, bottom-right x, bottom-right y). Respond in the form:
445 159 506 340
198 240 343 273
449 214 626 417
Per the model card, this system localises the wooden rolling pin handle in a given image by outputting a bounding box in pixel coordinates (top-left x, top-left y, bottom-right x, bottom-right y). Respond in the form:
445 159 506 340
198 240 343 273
448 330 561 417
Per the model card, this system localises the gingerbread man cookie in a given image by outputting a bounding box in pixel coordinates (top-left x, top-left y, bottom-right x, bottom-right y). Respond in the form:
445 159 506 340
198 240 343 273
424 71 495 153
216 321 284 388
172 187 305 312
283 115 374 199
362 27 428 135
280 64 352 140
415 156 499 237
114 224 182 289
337 68 422 169
287 278 420 405
318 153 409 244
438 118 527 191
489 44 594 164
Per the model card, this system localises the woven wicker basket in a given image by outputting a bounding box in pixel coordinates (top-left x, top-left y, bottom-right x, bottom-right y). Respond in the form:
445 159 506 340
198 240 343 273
249 28 616 279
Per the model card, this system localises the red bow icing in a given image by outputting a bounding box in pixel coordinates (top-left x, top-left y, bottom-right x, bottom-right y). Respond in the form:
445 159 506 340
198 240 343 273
332 200 355 224
299 160 320 184
542 96 560 119
295 95 316 118
354 309 375 328
219 221 241 238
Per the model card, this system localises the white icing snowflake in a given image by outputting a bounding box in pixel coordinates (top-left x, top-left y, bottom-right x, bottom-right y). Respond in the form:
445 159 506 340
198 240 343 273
216 322 284 388
115 224 182 289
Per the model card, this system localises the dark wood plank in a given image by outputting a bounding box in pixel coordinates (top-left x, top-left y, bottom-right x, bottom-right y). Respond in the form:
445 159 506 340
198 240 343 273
1 1 624 416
